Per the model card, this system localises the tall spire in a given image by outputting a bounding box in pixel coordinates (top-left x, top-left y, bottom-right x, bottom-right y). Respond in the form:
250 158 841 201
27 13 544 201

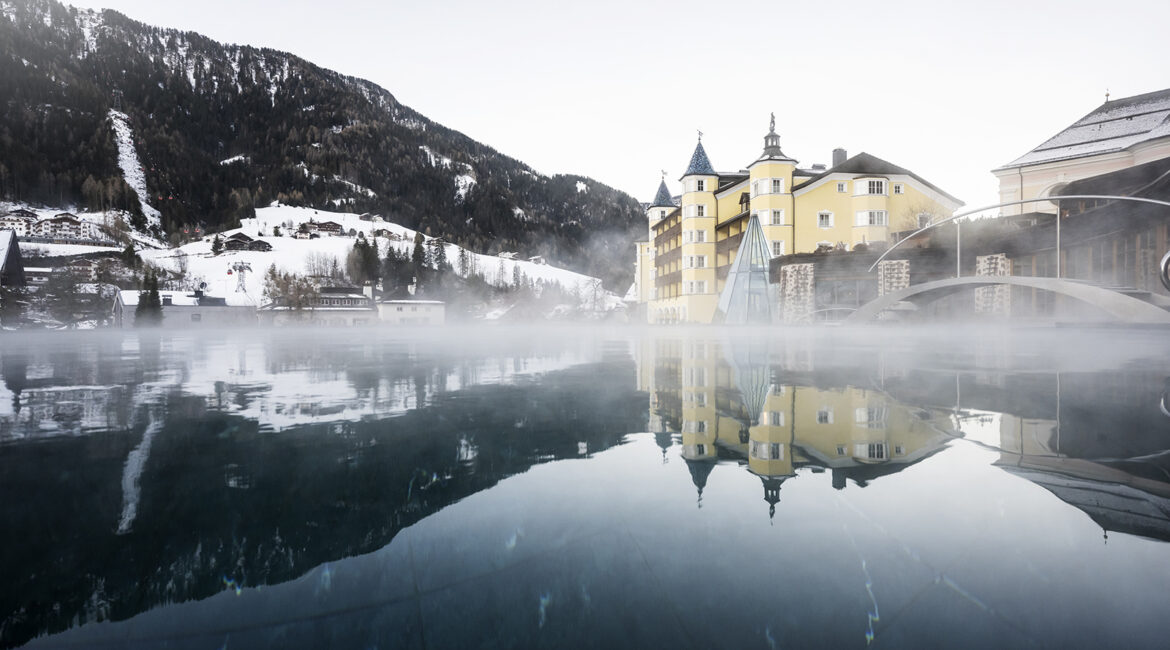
651 178 674 208
684 139 715 176
762 113 785 158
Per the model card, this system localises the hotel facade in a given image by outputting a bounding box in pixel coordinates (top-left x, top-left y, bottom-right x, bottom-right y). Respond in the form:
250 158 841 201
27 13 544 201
637 120 962 324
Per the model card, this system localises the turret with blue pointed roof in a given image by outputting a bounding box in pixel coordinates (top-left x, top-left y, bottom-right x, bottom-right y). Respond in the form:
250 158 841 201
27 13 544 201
650 178 674 208
683 137 715 177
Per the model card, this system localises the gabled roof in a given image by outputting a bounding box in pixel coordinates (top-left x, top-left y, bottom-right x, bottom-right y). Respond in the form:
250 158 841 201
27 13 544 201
792 152 963 206
996 88 1170 170
651 180 675 208
683 141 716 177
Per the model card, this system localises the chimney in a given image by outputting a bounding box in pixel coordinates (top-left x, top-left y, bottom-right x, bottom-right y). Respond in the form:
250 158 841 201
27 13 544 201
832 148 847 167
363 282 374 300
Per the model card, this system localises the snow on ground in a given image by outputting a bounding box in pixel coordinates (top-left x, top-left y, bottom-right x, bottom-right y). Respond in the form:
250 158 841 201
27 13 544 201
419 145 452 169
576 181 588 193
454 174 476 202
331 176 376 198
108 110 162 234
219 155 248 166
140 204 607 301
21 243 121 256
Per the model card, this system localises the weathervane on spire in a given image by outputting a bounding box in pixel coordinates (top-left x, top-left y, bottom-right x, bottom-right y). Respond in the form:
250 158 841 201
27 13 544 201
769 112 775 133
1105 88 1111 102
661 169 667 181
697 129 703 142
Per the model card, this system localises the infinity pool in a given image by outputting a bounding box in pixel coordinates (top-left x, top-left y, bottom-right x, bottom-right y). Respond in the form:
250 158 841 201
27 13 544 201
3 327 1169 649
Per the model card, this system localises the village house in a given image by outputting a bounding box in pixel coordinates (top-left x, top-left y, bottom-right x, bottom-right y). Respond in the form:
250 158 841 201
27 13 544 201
993 88 1170 216
112 289 257 327
377 299 446 325
223 232 253 251
315 221 343 235
258 286 377 326
0 212 36 237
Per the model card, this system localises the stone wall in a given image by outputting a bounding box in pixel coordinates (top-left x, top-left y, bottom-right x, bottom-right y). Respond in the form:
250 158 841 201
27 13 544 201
778 263 815 323
975 253 1011 316
877 260 910 296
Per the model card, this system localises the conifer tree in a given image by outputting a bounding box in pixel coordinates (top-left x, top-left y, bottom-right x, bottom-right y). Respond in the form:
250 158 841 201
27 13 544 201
211 234 223 256
134 270 163 326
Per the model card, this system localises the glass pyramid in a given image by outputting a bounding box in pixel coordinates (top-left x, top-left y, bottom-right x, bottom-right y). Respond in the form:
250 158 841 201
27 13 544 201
714 213 774 324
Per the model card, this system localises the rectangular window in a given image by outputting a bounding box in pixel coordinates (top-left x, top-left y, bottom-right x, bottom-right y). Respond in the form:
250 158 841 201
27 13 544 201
854 443 887 460
917 213 932 229
750 441 784 461
770 210 785 226
696 180 705 192
893 183 904 195
697 205 705 217
837 182 847 193
816 409 834 424
865 179 886 195
855 210 888 226
771 179 783 194
772 241 785 256
818 211 834 228
684 368 708 386
836 445 847 456
854 406 889 428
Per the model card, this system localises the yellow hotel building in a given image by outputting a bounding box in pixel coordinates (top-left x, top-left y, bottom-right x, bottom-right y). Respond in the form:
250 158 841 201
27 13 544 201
638 119 963 324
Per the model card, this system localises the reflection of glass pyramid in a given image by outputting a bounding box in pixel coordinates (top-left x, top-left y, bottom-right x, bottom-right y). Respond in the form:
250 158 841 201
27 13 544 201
714 214 773 324
724 337 771 425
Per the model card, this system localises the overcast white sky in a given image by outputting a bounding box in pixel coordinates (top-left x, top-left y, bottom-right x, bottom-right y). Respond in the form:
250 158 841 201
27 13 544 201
68 0 1170 212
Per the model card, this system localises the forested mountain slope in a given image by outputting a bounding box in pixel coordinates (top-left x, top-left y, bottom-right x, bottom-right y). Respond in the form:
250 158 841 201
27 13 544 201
0 0 642 287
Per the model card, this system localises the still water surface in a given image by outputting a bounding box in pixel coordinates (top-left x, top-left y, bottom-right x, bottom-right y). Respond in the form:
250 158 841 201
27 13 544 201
2 327 1169 649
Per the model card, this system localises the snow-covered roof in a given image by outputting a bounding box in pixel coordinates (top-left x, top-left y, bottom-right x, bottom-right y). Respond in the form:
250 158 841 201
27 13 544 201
997 88 1170 170
683 141 716 177
380 299 444 305
116 290 257 308
0 230 13 272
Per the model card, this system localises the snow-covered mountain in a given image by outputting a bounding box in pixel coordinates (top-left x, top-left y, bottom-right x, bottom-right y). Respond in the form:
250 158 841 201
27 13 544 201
0 0 643 289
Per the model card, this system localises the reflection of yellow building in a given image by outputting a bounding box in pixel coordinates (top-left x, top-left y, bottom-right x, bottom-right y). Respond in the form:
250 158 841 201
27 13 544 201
643 338 956 512
637 118 962 324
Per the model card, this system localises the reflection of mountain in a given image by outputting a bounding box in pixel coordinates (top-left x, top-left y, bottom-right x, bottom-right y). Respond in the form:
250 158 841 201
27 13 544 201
0 344 646 649
640 336 957 515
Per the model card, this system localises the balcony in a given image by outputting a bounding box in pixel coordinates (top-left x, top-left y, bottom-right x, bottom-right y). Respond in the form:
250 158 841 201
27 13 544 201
717 232 744 257
656 270 681 289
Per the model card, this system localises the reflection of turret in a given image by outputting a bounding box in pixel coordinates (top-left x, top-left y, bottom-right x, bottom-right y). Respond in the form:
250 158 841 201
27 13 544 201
685 457 717 507
760 475 788 521
654 430 673 463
